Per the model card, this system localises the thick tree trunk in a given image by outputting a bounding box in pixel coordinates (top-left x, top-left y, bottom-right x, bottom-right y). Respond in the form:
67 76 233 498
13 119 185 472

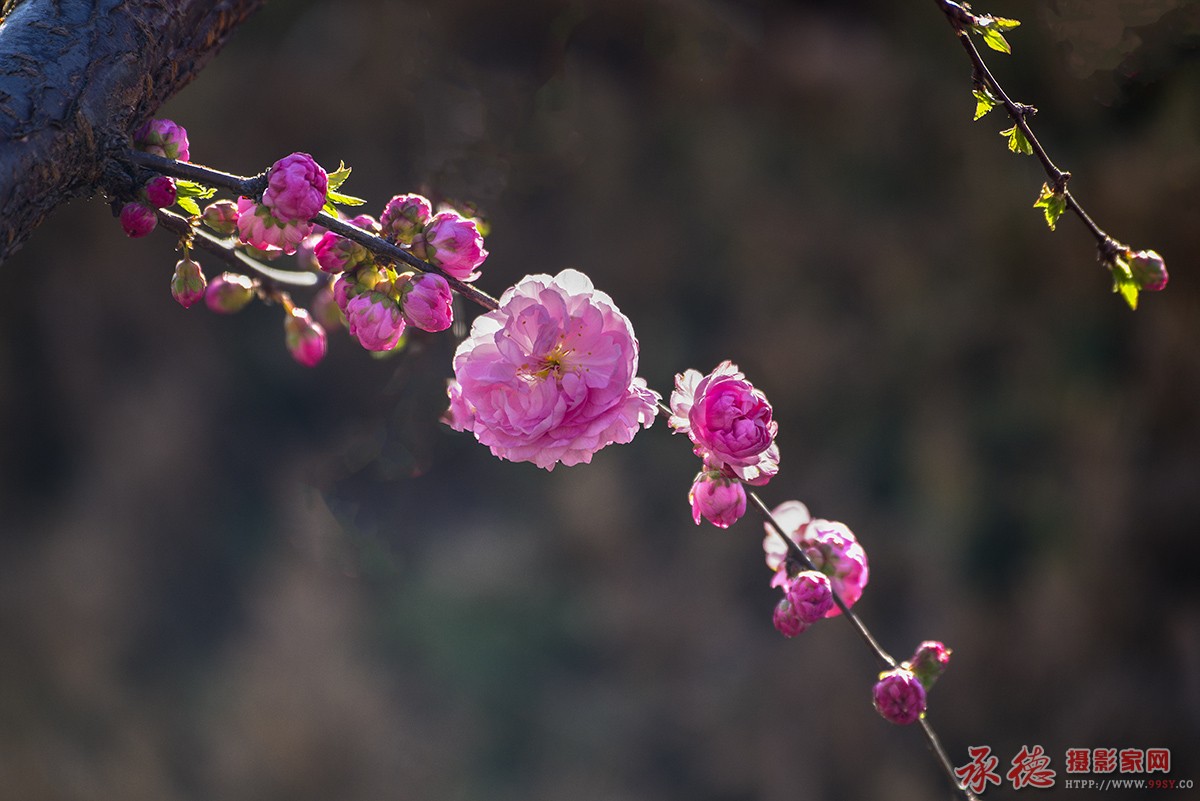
0 0 265 262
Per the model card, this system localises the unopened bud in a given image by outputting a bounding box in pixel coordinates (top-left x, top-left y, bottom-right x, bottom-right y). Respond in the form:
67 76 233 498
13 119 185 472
380 193 432 245
873 668 927 726
1129 249 1168 292
119 202 157 238
772 597 807 638
785 571 834 624
205 272 255 314
144 175 177 208
905 640 951 691
311 285 343 331
202 200 239 235
170 258 207 308
284 308 327 367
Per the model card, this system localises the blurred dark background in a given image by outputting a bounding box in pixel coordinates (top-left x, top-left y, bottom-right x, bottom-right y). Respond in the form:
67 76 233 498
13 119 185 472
2 0 1199 798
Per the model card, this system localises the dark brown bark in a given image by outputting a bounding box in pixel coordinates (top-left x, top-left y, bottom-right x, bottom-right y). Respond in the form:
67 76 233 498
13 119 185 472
0 0 266 262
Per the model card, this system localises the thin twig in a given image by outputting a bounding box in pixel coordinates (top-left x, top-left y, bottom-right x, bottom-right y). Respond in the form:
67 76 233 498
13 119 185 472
934 0 1123 260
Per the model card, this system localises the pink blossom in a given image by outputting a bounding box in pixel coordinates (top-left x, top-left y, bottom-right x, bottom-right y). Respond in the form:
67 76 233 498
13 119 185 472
332 274 355 314
313 230 370 274
380 194 432 245
442 379 476 432
688 471 746 528
284 308 328 367
763 501 869 618
119 202 156 238
400 272 454 332
262 152 328 223
170 258 207 308
345 291 406 352
873 668 926 726
236 197 312 255
311 285 342 331
413 210 487 282
784 570 834 623
669 361 779 484
144 176 176 208
347 213 380 234
447 269 659 469
772 598 807 638
133 118 189 161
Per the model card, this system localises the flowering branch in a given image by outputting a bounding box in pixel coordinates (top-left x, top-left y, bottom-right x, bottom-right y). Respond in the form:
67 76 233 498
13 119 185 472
934 0 1168 309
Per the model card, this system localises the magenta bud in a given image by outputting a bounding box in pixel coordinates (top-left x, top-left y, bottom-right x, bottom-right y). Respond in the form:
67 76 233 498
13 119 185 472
873 668 927 726
311 285 343 331
688 471 747 528
1129 249 1168 292
399 272 454 332
205 272 255 314
170 258 207 308
345 291 406 351
119 202 157 238
313 230 370 274
262 152 327 223
202 200 239 235
143 175 177 208
906 641 952 690
284 308 328 367
785 570 834 624
411 210 487 281
772 597 807 638
133 118 190 162
380 193 432 245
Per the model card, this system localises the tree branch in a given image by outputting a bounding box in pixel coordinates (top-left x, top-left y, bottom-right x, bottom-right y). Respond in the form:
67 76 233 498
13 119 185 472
0 0 266 262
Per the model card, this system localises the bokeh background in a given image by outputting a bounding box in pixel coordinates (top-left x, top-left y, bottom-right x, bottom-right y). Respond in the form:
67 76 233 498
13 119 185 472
2 0 1199 798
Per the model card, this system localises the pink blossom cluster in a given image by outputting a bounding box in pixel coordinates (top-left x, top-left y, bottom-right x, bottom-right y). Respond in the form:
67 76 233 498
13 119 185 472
443 269 659 469
763 500 869 625
772 570 834 638
670 361 779 528
380 194 488 282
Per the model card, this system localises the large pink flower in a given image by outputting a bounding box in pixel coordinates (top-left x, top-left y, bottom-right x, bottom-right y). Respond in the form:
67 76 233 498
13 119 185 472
669 361 778 484
762 500 869 617
447 269 659 469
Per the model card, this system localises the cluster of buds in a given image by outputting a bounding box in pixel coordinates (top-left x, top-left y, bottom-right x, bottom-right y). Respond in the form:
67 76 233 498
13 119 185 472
872 641 952 726
119 119 192 239
763 500 869 636
669 362 780 528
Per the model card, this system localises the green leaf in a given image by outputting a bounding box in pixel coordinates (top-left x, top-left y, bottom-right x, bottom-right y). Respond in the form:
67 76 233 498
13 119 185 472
992 17 1022 31
321 200 339 217
177 196 201 216
1033 183 1067 230
175 179 217 200
973 88 997 120
326 161 352 192
980 27 1011 54
1000 125 1033 155
327 189 367 207
1110 256 1139 310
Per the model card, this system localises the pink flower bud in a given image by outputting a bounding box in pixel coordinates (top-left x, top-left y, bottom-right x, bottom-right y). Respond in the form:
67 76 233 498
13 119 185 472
412 210 487 281
906 641 952 691
144 175 177 208
347 214 381 234
235 197 312 255
201 200 239 235
785 570 834 624
772 597 807 638
311 285 343 331
313 230 371 274
261 152 327 223
332 274 356 314
873 668 927 726
400 272 454 332
1129 249 1168 292
119 202 157 238
380 193 432 245
688 471 747 528
133 118 190 161
345 291 406 351
284 308 328 367
205 272 255 314
170 258 207 308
